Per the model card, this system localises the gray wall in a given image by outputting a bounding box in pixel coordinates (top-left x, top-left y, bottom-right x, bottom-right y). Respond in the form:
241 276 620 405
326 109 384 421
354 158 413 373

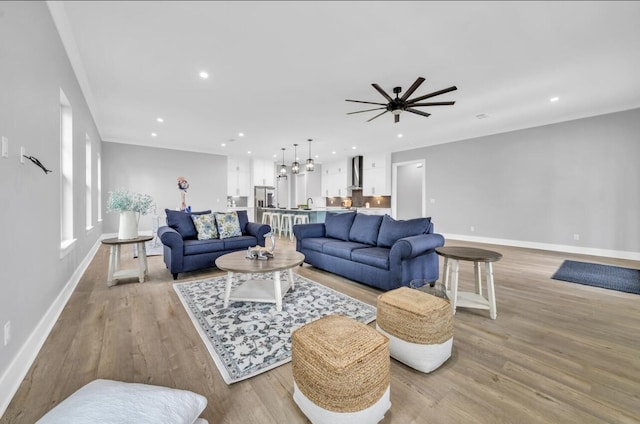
101 142 227 233
0 1 103 380
393 108 640 254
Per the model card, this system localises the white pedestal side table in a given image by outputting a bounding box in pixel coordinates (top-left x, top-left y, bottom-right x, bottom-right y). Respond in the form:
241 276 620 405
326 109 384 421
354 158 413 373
102 235 154 287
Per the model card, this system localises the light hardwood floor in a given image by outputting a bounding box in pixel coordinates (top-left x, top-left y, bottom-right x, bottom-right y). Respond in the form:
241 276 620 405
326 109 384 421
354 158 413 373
2 238 639 423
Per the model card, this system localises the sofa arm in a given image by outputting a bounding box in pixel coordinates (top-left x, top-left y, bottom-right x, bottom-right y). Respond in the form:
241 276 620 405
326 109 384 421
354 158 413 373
390 233 445 261
158 226 184 249
245 222 272 247
293 223 326 240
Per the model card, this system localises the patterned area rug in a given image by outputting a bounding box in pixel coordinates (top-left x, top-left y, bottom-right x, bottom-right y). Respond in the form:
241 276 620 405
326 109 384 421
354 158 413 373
173 273 377 384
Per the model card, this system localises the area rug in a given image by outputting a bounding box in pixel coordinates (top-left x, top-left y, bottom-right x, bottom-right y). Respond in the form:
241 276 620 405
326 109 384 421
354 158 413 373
552 260 640 294
173 273 377 384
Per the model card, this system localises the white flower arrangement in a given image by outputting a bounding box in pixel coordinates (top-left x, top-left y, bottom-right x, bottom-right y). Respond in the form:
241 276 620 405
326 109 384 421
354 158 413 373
107 189 156 215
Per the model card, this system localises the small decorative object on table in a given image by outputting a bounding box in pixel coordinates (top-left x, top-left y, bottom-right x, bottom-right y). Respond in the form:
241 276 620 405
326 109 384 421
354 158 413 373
107 189 155 240
177 176 190 211
246 232 276 260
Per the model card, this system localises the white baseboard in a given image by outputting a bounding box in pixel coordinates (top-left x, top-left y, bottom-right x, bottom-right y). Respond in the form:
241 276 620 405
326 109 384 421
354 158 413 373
441 233 640 261
0 238 102 418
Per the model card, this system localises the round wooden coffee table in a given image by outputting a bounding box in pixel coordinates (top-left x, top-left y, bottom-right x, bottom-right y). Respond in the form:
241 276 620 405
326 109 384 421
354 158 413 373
215 250 305 311
436 246 502 319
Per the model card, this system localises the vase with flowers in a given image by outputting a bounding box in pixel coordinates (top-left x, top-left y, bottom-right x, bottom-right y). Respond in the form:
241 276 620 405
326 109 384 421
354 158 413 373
107 189 156 240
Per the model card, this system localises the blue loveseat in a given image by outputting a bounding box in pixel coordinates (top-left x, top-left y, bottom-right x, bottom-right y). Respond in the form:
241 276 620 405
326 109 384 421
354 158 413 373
293 212 444 291
158 209 271 280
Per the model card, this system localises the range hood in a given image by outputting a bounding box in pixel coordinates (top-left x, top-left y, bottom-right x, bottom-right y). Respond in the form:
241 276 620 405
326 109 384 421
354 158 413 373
349 156 363 189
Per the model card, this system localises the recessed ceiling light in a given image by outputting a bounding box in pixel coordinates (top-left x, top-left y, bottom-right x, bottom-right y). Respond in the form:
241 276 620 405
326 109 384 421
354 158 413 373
273 154 277 158
156 117 164 123
315 155 319 159
332 151 336 155
221 143 226 147
397 133 403 138
549 97 559 103
352 146 357 150
199 71 209 79
238 132 244 137
151 132 157 137
247 151 251 154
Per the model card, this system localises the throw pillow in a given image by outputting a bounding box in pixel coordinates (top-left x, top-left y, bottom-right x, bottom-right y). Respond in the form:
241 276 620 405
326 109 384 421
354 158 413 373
325 211 357 241
349 214 384 246
190 213 219 240
165 209 211 240
235 209 249 233
377 215 432 248
37 379 207 424
215 211 242 239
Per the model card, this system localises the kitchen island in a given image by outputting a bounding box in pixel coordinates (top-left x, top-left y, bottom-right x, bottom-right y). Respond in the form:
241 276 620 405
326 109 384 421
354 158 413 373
258 207 329 224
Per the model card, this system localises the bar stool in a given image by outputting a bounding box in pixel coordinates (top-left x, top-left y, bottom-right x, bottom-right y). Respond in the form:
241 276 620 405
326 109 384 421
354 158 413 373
261 211 273 225
269 213 282 237
281 213 296 240
293 214 309 225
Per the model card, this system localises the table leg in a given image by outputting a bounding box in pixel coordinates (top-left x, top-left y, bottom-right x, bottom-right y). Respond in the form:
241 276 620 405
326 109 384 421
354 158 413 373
486 262 497 320
474 261 482 296
223 271 233 308
450 259 459 315
114 245 121 272
107 246 116 286
443 257 450 290
288 268 295 290
274 271 283 312
137 242 146 283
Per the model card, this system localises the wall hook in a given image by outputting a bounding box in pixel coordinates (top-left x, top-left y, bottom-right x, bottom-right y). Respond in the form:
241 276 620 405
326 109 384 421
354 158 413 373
23 155 52 174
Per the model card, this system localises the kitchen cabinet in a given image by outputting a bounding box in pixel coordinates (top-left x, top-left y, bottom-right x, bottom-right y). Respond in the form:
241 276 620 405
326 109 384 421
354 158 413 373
227 156 251 196
363 153 391 196
321 159 349 197
252 158 275 187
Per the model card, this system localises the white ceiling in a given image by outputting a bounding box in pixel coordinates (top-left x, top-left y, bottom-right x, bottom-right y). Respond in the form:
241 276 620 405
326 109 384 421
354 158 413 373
50 1 640 163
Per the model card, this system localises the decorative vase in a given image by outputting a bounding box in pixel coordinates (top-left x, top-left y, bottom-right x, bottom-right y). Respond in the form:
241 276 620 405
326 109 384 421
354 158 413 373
118 210 139 240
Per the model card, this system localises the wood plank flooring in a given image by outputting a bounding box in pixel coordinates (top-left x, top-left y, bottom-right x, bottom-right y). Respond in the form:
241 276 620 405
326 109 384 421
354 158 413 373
2 238 639 423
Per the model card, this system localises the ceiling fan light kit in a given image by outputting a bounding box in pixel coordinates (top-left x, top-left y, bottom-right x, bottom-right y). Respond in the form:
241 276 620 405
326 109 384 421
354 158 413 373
346 77 457 123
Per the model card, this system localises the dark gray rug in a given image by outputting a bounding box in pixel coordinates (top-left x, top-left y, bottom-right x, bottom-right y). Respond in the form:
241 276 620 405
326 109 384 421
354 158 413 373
552 260 640 294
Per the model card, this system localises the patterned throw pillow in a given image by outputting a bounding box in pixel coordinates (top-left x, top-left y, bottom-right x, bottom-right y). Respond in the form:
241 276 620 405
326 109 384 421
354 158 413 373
190 213 218 240
215 211 242 239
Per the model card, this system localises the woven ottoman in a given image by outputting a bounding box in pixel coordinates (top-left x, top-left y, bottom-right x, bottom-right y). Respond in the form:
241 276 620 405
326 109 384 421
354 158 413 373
376 287 453 373
292 314 391 424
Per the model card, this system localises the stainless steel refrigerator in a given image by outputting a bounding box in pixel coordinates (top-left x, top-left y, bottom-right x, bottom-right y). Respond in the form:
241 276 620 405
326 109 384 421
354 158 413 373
254 186 275 222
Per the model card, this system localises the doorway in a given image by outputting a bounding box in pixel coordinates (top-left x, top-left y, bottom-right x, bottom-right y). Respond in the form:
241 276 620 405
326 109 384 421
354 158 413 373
392 159 426 219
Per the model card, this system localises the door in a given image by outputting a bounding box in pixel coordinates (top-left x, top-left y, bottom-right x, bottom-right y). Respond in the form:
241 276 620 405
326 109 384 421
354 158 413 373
393 160 426 219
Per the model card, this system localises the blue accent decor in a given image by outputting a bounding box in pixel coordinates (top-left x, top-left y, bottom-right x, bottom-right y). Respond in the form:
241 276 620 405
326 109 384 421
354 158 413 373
552 260 640 294
377 215 431 247
324 211 357 241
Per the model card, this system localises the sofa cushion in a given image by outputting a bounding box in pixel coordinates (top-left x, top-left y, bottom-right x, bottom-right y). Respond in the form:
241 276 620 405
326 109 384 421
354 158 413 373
165 209 211 240
351 247 391 270
300 238 335 253
191 213 219 240
324 211 357 241
223 235 258 251
349 214 384 246
215 211 243 239
323 241 370 260
377 215 432 248
184 238 226 255
236 210 249 233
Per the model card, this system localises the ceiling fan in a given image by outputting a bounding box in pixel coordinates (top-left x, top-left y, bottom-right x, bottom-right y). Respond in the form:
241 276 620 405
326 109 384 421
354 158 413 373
346 77 457 123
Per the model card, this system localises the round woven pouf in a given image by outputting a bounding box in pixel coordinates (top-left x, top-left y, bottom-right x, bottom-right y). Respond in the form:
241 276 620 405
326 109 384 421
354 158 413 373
376 286 454 373
292 314 391 424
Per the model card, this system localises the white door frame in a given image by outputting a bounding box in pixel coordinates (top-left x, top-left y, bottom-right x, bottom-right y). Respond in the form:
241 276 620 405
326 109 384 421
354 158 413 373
392 159 426 219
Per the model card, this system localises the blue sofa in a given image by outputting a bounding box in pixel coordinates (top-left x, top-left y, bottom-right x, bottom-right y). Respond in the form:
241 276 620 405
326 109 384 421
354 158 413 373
158 209 271 280
293 212 444 291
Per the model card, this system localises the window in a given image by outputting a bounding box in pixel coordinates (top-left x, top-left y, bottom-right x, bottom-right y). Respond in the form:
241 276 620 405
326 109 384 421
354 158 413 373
85 133 92 230
60 89 74 252
97 152 102 222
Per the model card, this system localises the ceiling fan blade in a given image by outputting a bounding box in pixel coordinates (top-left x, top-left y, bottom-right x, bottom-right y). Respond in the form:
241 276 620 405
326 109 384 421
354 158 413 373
372 84 393 102
345 99 387 106
347 107 386 115
407 101 456 107
394 114 400 123
366 110 388 122
405 108 432 118
400 77 425 101
407 86 457 103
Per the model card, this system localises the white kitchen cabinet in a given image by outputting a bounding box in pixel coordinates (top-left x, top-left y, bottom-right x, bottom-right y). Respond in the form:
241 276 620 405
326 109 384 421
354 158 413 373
321 159 349 197
363 153 391 196
227 156 251 196
252 158 275 187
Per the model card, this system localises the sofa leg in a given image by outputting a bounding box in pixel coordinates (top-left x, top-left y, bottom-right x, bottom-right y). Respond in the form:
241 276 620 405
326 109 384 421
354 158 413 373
172 273 178 280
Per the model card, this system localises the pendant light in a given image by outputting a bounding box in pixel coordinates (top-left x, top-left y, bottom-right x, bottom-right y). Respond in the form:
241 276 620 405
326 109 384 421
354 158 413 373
305 138 315 172
278 147 288 180
291 143 300 174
